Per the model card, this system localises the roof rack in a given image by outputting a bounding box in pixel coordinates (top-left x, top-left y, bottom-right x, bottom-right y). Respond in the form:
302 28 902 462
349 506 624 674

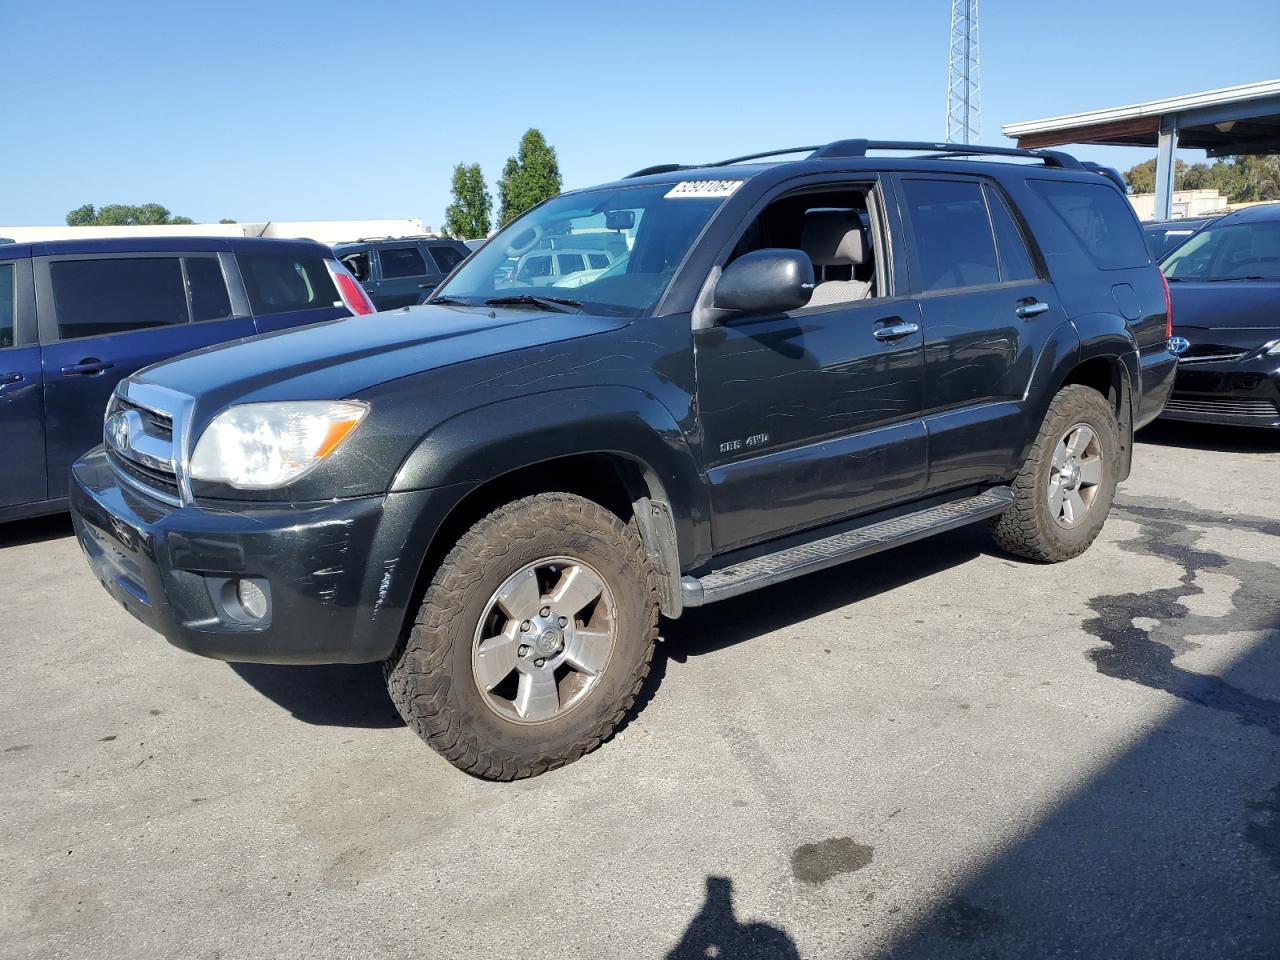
625 139 1083 178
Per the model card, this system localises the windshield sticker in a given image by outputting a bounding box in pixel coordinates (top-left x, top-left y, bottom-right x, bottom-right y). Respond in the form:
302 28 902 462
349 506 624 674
665 180 744 199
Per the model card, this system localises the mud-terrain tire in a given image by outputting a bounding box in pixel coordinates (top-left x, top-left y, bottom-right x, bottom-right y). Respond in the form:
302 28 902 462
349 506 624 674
385 493 658 780
992 384 1120 563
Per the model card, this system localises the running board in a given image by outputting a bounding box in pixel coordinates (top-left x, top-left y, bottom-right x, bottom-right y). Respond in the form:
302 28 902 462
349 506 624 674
680 487 1012 607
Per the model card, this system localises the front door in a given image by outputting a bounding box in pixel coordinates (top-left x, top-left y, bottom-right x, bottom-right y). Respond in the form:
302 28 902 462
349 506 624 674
37 254 254 499
0 258 46 509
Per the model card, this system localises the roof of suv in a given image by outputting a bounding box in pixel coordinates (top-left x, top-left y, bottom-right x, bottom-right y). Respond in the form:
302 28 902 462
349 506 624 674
0 235 331 260
1211 202 1280 225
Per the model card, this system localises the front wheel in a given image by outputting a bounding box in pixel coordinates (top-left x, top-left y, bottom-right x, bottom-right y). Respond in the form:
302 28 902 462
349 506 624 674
992 384 1120 562
385 493 659 780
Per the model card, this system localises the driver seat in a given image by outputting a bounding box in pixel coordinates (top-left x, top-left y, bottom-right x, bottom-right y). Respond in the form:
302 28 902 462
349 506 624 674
801 211 872 307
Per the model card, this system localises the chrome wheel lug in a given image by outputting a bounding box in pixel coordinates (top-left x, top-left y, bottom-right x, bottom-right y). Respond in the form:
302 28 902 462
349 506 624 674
518 645 530 658
521 620 532 632
540 606 551 618
557 615 568 628
534 658 546 668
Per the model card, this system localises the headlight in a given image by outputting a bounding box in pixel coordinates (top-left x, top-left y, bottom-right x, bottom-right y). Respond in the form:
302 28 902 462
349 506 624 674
189 401 368 489
1264 339 1280 357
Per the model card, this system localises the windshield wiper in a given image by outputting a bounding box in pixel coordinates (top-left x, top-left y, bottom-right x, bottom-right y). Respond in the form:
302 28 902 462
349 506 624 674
428 295 475 305
484 294 583 314
1206 275 1274 282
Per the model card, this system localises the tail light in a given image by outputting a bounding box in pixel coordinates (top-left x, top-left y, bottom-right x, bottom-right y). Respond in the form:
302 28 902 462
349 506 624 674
1159 269 1173 340
325 260 375 316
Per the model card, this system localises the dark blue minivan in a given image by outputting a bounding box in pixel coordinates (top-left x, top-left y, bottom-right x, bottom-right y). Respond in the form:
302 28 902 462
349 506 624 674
0 236 373 521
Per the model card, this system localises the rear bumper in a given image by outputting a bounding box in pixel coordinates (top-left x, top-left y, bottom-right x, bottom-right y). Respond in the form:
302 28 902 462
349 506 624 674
70 446 456 664
1160 359 1280 429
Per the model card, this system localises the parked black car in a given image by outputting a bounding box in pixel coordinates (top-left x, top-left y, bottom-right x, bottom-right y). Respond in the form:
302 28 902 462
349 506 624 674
1159 203 1280 428
70 139 1177 779
1142 215 1221 259
0 236 372 522
333 236 471 310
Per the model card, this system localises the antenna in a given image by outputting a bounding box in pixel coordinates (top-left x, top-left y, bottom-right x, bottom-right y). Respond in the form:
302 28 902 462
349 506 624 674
946 0 981 144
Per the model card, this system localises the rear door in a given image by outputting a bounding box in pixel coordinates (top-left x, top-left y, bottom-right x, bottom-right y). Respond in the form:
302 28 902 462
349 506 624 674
237 250 347 333
368 244 433 309
895 175 1067 492
0 256 46 509
37 253 255 499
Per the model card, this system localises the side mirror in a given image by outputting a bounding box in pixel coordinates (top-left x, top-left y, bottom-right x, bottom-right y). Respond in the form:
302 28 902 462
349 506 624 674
605 210 636 231
712 249 814 315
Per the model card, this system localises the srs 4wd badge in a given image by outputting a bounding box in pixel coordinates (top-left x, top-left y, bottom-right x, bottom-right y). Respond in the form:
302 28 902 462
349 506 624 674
719 433 769 454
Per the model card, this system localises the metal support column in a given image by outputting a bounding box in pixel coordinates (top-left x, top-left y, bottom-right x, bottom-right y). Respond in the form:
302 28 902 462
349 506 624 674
1154 116 1179 220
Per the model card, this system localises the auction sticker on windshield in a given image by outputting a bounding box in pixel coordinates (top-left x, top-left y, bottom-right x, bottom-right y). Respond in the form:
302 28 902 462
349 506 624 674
665 180 744 199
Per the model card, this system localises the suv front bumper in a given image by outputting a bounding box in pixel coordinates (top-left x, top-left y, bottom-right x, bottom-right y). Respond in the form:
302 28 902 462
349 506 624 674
70 447 449 664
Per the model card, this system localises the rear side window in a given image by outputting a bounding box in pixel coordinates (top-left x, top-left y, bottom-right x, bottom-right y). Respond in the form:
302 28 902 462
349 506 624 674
1028 179 1149 269
379 246 428 279
429 245 465 273
0 262 14 348
985 187 1039 282
238 253 338 315
587 253 610 269
900 179 999 292
184 257 233 322
556 253 586 275
51 258 189 340
340 250 371 281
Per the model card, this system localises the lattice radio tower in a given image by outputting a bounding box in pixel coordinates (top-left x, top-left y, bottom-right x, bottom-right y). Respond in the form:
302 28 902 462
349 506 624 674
945 0 981 144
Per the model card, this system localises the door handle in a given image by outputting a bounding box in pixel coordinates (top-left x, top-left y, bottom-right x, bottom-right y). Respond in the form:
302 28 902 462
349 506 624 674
0 372 22 387
60 359 115 377
872 319 921 342
418 282 438 290
1015 299 1050 319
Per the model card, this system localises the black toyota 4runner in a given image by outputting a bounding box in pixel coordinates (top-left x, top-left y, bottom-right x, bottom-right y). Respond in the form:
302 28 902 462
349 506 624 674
70 140 1178 780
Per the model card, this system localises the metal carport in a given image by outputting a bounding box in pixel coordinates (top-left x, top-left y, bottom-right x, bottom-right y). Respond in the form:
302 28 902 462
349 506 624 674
1002 80 1280 219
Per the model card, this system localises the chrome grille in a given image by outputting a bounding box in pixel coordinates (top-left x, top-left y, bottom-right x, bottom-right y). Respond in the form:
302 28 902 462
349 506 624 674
104 383 192 506
1176 350 1250 365
1165 395 1280 418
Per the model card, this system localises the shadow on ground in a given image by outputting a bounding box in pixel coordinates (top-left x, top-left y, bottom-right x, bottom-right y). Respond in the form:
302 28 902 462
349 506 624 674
228 662 404 728
666 877 800 960
874 497 1280 959
0 513 73 549
1137 419 1280 455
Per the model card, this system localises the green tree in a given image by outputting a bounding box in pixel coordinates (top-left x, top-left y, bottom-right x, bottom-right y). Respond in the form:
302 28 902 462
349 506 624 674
64 202 195 226
443 162 493 239
1122 155 1280 201
496 128 563 226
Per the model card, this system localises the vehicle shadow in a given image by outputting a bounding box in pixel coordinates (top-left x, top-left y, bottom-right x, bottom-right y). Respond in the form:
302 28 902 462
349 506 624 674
0 513 73 549
1137 419 1280 453
228 662 404 728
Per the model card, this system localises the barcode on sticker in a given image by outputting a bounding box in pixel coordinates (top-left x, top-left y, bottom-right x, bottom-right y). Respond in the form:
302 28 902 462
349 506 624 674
665 180 744 199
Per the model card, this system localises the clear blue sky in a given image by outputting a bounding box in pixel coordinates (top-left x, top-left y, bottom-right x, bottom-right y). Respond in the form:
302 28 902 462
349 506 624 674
3 0 1277 229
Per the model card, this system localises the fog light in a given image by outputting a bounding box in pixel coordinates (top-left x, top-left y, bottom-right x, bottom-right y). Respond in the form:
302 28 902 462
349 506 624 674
237 578 269 620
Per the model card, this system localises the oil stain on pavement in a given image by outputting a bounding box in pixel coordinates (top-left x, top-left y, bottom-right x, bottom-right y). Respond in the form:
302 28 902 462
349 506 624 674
791 836 874 884
1082 497 1280 738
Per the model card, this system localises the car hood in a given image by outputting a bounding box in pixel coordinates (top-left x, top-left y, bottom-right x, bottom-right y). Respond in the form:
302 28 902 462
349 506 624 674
1168 279 1280 330
134 304 630 408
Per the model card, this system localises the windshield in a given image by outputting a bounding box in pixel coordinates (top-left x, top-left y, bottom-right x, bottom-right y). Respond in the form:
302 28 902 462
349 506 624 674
1161 220 1280 280
432 182 733 316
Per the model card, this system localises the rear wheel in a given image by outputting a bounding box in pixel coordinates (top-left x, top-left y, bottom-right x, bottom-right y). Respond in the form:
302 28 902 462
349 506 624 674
992 384 1120 562
385 493 658 780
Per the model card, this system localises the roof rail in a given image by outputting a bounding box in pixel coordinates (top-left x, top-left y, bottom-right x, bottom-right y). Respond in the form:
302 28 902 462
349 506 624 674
624 138 1083 178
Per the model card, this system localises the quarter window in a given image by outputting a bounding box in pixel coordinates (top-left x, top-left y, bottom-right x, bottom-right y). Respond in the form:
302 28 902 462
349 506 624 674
379 246 428 279
340 251 371 281
185 257 234 322
238 253 338 315
985 187 1038 282
901 179 999 292
0 262 14 348
1028 179 1150 270
51 258 189 340
587 253 610 269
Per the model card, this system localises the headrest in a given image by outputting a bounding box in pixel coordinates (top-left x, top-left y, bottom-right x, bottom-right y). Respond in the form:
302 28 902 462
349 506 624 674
801 210 868 267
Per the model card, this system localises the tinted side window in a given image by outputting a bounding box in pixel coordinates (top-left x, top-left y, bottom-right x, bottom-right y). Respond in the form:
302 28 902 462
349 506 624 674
238 254 338 315
587 253 610 269
51 258 189 340
1028 179 1150 270
901 179 999 292
0 262 14 348
379 246 428 279
557 253 586 275
185 257 233 322
429 245 465 272
985 188 1038 282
